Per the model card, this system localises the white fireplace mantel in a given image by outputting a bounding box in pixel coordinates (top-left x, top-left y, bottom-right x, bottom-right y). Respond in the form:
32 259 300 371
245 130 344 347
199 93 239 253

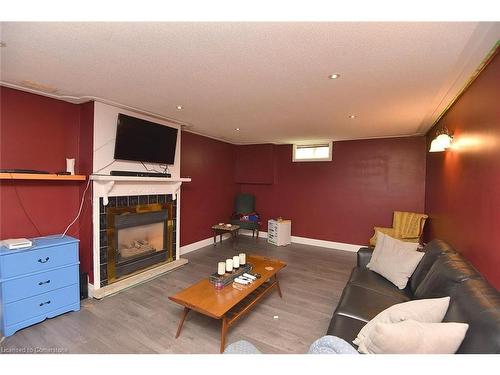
89 174 192 299
90 174 192 205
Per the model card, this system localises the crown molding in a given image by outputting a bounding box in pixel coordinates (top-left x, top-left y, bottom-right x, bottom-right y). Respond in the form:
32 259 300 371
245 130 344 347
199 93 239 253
0 81 193 129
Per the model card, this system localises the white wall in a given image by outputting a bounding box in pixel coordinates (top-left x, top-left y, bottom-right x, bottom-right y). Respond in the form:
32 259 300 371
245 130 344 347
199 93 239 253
93 102 181 177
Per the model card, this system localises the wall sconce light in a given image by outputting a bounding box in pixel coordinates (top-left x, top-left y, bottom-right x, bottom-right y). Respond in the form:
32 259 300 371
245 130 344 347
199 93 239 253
429 126 453 152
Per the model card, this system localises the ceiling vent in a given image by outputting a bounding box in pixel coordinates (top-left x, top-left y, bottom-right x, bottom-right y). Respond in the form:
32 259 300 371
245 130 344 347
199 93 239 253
19 80 59 93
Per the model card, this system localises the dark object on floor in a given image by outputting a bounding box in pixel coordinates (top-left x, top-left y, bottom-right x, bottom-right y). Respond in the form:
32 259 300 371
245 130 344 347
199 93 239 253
230 193 261 238
328 239 500 353
80 272 88 300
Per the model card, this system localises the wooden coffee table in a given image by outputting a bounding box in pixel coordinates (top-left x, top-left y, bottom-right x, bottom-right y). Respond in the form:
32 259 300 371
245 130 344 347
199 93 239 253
169 255 286 353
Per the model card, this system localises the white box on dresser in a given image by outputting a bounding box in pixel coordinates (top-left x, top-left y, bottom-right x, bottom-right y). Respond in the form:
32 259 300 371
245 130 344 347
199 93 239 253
267 219 292 246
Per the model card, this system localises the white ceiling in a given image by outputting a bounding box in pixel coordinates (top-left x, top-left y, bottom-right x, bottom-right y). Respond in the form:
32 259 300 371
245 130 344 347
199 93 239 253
1 22 499 144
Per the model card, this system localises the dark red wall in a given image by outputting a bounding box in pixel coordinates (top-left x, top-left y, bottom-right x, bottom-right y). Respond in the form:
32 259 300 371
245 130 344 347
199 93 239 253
425 51 500 289
180 131 238 246
239 137 427 245
0 87 94 278
234 144 275 184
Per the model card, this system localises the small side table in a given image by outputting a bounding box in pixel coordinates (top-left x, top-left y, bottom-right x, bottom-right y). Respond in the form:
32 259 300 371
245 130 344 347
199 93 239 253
212 224 240 247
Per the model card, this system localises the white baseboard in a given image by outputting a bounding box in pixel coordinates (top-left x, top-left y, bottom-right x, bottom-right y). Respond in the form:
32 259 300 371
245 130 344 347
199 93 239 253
179 230 363 256
180 237 213 255
179 233 232 255
291 235 362 253
240 230 362 253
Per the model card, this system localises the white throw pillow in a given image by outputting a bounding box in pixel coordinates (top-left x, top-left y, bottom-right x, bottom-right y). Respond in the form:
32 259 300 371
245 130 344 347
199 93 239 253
358 320 469 354
367 232 423 289
353 296 450 346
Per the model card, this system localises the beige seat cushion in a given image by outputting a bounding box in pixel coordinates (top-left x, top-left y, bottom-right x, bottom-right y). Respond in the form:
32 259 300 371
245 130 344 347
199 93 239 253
353 296 450 346
367 232 423 289
358 320 469 354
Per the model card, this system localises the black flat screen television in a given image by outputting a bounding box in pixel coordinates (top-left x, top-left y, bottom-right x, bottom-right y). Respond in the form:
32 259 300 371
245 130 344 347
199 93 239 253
114 113 178 164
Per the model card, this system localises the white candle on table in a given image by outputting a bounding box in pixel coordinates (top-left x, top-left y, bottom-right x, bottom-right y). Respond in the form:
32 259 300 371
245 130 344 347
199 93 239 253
218 262 226 275
225 258 233 272
232 255 240 268
239 253 246 265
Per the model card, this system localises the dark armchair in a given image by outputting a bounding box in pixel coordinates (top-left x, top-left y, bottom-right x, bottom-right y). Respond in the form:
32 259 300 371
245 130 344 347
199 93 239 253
230 193 261 238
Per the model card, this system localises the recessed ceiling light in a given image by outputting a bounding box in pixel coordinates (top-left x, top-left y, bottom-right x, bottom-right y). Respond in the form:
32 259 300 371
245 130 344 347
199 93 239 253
328 73 340 79
176 105 183 110
349 115 356 119
234 128 240 131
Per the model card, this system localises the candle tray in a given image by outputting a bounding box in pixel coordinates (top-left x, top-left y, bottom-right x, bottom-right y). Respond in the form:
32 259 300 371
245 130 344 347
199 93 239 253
209 263 253 287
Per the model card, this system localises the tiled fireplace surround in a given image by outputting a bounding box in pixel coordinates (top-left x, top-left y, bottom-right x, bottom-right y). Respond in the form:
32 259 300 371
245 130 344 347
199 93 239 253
90 176 190 299
98 194 177 287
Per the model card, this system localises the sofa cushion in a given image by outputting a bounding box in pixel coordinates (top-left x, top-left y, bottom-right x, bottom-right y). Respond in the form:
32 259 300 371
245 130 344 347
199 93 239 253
358 320 469 354
326 314 366 345
443 278 500 353
353 296 451 346
367 232 423 289
410 239 456 293
414 252 480 299
335 284 410 323
348 268 412 300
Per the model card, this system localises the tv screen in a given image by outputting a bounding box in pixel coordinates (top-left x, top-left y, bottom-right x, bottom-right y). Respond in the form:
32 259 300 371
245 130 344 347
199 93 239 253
114 113 178 165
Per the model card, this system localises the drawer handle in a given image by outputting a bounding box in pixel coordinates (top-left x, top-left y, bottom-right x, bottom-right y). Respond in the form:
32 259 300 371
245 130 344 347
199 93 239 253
38 257 50 263
39 300 51 307
38 280 51 286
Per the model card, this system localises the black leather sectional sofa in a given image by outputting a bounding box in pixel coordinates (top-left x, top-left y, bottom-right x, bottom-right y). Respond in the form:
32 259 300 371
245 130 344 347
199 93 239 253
327 239 500 353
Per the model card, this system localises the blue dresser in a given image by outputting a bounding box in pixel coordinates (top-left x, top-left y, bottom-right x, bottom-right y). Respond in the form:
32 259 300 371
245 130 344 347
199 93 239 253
0 235 80 337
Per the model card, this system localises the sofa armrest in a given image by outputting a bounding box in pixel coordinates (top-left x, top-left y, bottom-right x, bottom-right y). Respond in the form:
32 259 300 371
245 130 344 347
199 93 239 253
357 247 374 268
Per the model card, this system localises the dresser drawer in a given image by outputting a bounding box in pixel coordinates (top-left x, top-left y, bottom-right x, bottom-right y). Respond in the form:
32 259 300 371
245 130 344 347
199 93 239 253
0 243 78 279
3 284 79 326
2 265 79 303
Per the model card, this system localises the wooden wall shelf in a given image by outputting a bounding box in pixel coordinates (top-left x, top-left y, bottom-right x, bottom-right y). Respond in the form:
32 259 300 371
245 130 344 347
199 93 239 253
0 173 87 181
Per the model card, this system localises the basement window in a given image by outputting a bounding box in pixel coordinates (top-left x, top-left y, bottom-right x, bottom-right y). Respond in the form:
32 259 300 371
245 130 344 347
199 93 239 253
292 142 333 162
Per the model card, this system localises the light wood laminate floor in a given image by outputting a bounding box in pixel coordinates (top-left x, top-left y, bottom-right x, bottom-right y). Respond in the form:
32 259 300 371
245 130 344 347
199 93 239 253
0 236 356 354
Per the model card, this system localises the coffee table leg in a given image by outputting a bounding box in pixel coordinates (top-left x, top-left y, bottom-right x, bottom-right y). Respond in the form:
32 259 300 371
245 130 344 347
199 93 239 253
213 230 217 246
274 274 283 298
175 307 191 338
220 316 228 353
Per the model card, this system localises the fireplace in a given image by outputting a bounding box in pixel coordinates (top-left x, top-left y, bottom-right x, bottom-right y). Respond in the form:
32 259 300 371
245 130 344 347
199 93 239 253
99 195 176 286
114 209 168 278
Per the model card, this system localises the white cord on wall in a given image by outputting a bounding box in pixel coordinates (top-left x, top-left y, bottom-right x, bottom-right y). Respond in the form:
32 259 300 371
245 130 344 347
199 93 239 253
61 178 91 238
